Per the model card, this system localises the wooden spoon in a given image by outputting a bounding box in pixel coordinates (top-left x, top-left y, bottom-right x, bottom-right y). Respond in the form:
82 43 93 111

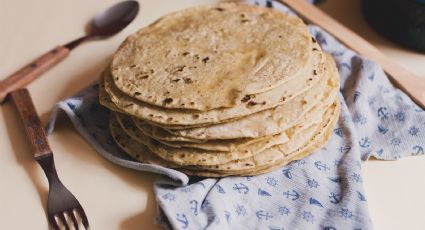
0 0 139 102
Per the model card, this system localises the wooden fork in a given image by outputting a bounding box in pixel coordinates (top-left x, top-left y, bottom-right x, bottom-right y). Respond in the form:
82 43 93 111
10 88 89 230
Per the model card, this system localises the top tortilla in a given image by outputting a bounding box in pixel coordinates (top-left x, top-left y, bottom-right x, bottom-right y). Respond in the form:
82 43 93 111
110 2 313 111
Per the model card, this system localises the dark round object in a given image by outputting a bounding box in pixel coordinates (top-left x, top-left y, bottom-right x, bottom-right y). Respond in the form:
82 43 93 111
92 1 140 37
362 0 425 53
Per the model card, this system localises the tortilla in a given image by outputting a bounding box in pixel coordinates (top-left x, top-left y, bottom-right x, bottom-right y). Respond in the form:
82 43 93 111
111 3 313 111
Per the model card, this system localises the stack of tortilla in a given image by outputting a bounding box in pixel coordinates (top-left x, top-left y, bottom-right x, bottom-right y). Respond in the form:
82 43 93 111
99 3 340 177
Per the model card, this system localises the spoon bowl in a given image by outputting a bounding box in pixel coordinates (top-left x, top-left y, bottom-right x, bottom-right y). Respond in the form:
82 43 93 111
66 0 140 48
92 0 140 37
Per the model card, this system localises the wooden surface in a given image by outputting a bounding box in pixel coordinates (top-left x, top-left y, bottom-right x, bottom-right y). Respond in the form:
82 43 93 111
0 0 424 229
280 0 425 109
0 46 69 102
10 89 52 159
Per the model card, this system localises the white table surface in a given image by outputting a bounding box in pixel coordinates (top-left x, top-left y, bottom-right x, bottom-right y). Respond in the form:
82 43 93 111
1 0 424 229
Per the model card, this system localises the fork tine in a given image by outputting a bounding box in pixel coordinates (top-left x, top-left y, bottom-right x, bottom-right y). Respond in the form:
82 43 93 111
48 215 60 230
76 207 90 229
69 210 80 230
59 213 70 230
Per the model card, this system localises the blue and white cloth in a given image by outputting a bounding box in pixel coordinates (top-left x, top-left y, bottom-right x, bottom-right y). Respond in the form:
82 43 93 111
47 0 425 229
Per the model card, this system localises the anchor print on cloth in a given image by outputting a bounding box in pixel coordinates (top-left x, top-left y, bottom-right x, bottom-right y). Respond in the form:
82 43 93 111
46 0 425 229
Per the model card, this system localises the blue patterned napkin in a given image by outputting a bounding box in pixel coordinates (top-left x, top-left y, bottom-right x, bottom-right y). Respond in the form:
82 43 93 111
47 0 425 229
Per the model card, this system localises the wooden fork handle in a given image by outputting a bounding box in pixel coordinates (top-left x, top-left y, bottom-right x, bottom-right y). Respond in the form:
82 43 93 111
10 88 52 159
279 0 425 109
0 46 70 103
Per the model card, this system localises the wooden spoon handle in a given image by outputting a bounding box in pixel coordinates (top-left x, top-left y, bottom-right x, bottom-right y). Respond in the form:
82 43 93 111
0 46 70 103
10 88 52 159
279 0 425 109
